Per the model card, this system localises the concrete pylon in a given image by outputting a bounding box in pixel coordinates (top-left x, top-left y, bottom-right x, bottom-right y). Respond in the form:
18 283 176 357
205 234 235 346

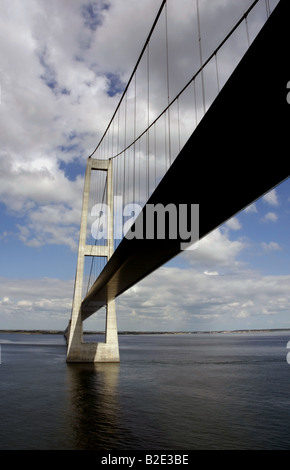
66 158 119 363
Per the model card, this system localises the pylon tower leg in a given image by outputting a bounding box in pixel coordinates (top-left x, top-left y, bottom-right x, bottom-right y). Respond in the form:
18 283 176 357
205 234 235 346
66 158 119 363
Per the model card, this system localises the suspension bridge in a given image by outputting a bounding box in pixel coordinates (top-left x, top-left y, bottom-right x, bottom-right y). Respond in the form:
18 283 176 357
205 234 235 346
66 0 289 362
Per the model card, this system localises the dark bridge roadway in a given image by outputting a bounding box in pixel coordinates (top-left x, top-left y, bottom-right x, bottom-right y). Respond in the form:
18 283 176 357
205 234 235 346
81 0 289 320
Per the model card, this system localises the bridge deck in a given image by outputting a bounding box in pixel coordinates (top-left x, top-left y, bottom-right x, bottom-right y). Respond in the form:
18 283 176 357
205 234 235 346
81 0 289 320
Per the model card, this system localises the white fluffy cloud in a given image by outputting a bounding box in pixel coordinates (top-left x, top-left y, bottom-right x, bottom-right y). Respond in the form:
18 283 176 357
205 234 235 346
0 0 123 248
0 277 74 329
115 229 290 332
225 217 242 231
263 189 279 206
262 241 281 252
262 212 278 223
0 0 284 332
184 227 247 272
0 0 277 250
1 221 289 331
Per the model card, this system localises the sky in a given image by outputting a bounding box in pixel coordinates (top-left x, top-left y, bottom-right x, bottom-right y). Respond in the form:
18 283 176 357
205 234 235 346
0 0 289 333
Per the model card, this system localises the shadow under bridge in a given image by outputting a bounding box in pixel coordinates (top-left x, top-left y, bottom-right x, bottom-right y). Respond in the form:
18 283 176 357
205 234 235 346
81 0 290 321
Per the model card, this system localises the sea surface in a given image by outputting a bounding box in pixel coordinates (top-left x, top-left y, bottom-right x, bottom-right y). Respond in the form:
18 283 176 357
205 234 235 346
1 331 290 451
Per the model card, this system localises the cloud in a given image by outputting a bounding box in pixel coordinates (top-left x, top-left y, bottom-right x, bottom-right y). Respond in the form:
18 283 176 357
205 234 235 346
0 0 284 333
0 0 278 254
262 212 278 223
16 202 83 250
81 2 110 32
226 217 242 231
0 157 84 249
245 203 257 213
0 0 164 251
1 219 288 332
113 220 289 331
116 265 290 331
261 241 281 252
263 189 279 206
182 227 247 271
0 277 74 329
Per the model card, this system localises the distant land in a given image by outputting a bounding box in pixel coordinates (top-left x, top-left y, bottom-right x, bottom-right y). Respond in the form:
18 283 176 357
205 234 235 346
1 328 290 335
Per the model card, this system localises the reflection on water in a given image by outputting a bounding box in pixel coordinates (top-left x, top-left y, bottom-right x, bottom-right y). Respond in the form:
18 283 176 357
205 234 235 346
2 332 290 450
65 363 123 450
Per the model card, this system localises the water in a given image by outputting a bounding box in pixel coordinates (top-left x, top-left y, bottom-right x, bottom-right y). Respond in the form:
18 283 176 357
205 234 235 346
1 331 290 450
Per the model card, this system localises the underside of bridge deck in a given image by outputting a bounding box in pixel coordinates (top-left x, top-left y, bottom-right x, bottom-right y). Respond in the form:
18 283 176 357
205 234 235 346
81 0 289 320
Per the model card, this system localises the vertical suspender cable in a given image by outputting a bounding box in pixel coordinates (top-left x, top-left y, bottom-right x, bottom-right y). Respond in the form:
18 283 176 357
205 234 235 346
133 73 137 203
123 94 127 208
193 80 198 128
196 0 206 115
245 15 250 47
215 53 220 94
147 44 150 200
265 0 271 18
164 109 167 171
138 138 141 205
115 109 120 246
177 97 181 153
154 121 157 186
165 2 171 165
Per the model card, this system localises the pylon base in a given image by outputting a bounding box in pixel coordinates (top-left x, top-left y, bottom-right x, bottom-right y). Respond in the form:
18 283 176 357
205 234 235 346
66 341 120 363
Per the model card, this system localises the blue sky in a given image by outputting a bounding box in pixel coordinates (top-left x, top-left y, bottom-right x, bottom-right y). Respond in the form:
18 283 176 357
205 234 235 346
0 0 288 332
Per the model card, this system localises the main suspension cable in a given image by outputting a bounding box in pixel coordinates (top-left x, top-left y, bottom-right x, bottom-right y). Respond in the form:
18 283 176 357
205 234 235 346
88 0 167 159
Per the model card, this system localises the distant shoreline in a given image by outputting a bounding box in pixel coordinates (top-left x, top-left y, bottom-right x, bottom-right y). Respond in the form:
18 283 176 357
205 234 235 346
1 328 290 335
